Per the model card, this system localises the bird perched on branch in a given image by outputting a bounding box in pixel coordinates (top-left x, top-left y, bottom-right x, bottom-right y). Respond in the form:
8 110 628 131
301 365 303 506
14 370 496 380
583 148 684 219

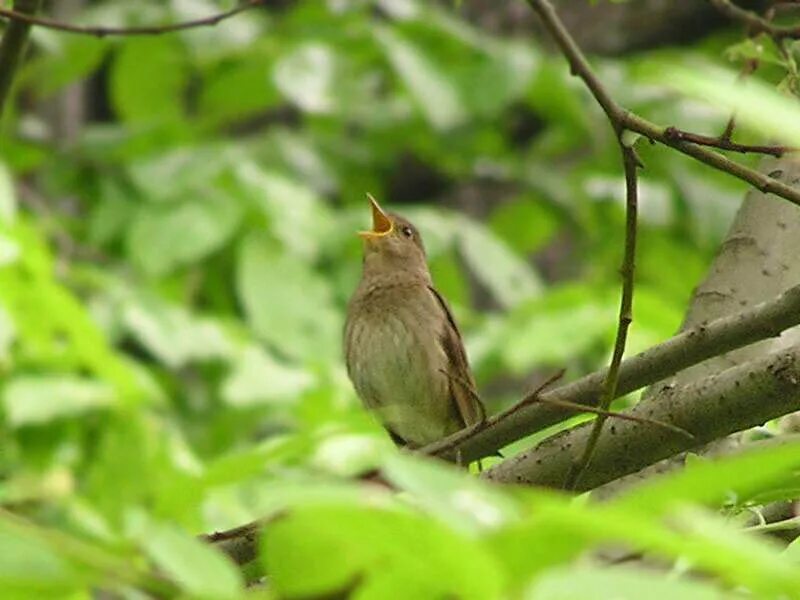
344 194 485 449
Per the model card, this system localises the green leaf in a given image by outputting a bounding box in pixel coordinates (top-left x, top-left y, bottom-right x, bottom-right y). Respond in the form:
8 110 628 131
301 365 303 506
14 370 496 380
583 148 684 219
132 515 244 599
122 297 234 368
273 43 336 114
126 185 242 276
3 375 115 427
262 504 503 599
526 566 725 600
234 164 332 261
0 520 83 595
458 219 542 309
381 454 521 532
613 439 800 515
652 61 800 145
374 26 467 130
110 37 188 123
221 345 315 407
236 233 340 361
0 162 16 224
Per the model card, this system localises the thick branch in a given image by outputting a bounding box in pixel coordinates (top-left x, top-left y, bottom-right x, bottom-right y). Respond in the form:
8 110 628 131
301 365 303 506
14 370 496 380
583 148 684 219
482 344 800 489
0 0 266 38
0 0 42 117
422 284 800 462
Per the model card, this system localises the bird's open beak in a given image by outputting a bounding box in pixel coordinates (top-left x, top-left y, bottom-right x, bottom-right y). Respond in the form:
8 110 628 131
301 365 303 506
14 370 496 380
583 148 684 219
358 193 393 239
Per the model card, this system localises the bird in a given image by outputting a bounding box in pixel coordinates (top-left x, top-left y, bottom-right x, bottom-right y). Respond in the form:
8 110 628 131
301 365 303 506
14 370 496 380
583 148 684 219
344 194 485 450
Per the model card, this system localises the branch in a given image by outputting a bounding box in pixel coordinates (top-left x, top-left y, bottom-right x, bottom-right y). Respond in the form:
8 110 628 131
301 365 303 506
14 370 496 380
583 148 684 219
482 344 800 490
565 146 639 490
663 126 796 158
524 0 800 209
0 0 267 38
422 283 800 462
709 0 800 39
201 519 264 566
0 0 42 117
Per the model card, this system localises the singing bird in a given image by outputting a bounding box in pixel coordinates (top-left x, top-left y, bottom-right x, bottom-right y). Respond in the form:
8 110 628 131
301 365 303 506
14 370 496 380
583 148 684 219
344 195 485 449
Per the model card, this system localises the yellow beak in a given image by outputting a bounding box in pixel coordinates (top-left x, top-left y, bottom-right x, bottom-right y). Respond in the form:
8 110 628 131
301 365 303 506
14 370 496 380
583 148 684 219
358 193 393 239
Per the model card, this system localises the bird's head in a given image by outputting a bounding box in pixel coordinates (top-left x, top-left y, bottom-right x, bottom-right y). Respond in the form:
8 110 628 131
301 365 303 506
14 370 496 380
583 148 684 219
358 194 429 279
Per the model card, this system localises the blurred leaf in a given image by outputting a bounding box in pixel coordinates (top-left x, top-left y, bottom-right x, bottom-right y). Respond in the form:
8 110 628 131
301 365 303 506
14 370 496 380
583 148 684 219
234 163 332 260
27 36 107 96
0 519 83 595
654 61 800 145
132 514 244 599
236 232 340 361
221 345 314 407
0 162 16 224
262 504 503 599
110 37 188 123
274 43 336 114
3 375 114 427
122 298 234 368
127 184 242 276
374 26 467 130
489 198 558 255
525 566 725 600
458 218 542 308
613 439 800 515
381 454 521 532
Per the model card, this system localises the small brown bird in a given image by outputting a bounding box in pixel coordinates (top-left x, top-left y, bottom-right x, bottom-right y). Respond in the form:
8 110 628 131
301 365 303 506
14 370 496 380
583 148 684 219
344 195 485 449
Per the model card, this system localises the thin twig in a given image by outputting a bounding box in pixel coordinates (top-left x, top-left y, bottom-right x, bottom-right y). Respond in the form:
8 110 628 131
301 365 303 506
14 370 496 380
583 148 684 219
524 0 800 209
744 515 800 533
565 147 640 491
531 396 694 440
0 0 267 38
0 0 42 117
663 126 794 157
709 0 800 39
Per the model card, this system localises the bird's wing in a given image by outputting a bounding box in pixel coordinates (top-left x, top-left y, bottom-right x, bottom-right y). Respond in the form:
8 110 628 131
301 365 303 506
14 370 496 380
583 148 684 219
427 285 486 427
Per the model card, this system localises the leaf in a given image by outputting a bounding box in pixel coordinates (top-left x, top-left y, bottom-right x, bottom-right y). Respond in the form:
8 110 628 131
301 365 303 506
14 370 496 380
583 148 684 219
131 515 244 599
122 297 234 368
236 233 340 361
458 219 542 309
3 375 115 427
273 43 336 114
0 162 16 224
221 345 315 407
653 61 800 145
374 26 467 130
234 164 332 260
612 439 800 515
381 454 521 532
262 504 503 600
126 184 242 276
525 566 725 600
0 519 84 595
110 37 188 123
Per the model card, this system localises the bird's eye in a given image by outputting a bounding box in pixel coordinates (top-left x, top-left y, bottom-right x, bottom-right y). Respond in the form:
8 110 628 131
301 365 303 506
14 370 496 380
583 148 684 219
401 226 414 238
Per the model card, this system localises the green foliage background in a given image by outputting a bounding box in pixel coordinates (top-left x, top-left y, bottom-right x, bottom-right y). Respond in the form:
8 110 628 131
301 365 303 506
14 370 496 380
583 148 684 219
1 1 799 598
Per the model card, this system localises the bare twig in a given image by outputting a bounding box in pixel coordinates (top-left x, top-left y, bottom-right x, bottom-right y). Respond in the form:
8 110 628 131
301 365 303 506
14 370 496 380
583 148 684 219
532 396 694 441
523 0 800 208
0 0 42 117
663 126 795 158
565 147 640 490
0 0 267 38
709 0 800 39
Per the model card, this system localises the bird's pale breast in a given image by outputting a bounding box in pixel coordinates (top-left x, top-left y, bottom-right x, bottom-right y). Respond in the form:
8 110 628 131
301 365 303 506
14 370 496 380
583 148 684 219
344 284 462 447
